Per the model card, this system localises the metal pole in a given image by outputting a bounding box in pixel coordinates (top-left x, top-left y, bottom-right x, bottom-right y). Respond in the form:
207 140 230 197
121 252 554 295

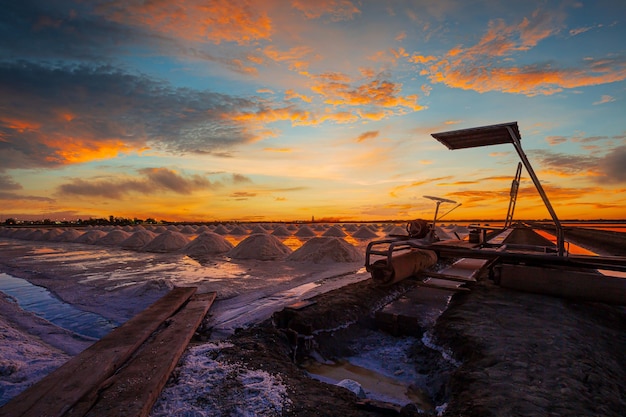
506 126 565 256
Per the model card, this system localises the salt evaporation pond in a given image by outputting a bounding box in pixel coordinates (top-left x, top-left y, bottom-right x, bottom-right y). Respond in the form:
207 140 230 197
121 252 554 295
0 272 118 339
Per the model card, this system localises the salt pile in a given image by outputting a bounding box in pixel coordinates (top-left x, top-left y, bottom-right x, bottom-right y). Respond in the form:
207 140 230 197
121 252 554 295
271 225 292 236
250 224 268 234
294 225 316 237
196 225 211 233
179 225 197 234
213 224 229 235
322 225 347 237
227 234 292 260
120 230 157 250
287 237 362 263
229 225 248 236
25 229 46 241
74 230 108 244
286 224 298 231
344 224 358 232
387 226 408 236
181 232 233 256
56 229 84 242
95 229 131 245
140 231 190 253
351 226 379 239
42 229 64 241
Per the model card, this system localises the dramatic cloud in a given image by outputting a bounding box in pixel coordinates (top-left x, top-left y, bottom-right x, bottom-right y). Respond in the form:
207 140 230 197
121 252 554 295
96 0 273 45
291 0 360 21
602 146 626 183
0 175 22 190
411 8 626 96
0 62 259 169
57 168 217 199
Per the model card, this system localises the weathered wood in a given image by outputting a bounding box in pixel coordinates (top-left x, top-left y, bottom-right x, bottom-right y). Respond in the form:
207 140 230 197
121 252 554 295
417 281 470 292
80 292 217 417
420 271 477 282
498 264 626 305
0 287 197 417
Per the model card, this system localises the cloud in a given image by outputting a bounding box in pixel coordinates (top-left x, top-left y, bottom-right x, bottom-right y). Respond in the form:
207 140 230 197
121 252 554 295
96 0 273 45
389 176 454 197
57 167 217 199
0 175 22 190
593 95 616 105
356 131 379 142
411 8 626 96
546 136 568 145
232 173 253 183
0 62 260 169
602 145 626 183
291 0 360 21
230 191 257 199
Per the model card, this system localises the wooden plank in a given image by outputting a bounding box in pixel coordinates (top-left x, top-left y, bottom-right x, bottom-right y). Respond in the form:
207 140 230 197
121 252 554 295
420 271 476 282
82 292 217 417
0 287 197 417
417 281 470 292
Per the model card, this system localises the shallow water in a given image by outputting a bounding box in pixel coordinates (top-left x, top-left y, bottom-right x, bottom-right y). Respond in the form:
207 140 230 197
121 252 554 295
0 272 118 339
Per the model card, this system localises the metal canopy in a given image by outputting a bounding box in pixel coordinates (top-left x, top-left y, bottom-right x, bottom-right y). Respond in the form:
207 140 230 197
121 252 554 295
430 121 565 256
431 122 521 150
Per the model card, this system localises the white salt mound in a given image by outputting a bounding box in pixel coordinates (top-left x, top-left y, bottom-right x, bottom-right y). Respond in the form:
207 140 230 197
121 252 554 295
181 232 233 256
387 226 408 236
271 225 292 236
287 237 362 263
294 225 316 237
74 230 108 244
42 229 64 241
96 230 131 245
352 226 379 239
229 225 248 236
227 234 292 260
56 229 84 242
286 224 298 231
141 231 190 253
250 224 268 234
25 229 46 241
179 225 197 234
322 225 347 237
344 224 358 232
120 230 157 250
213 225 229 235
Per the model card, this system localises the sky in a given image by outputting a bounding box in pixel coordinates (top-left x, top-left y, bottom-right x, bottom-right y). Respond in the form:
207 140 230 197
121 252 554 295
1 0 625 223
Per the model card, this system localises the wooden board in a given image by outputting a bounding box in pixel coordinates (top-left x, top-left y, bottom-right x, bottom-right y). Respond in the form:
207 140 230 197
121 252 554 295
81 292 217 417
0 287 197 417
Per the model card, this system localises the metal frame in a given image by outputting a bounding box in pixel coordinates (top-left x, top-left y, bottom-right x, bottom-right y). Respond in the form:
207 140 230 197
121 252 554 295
431 122 565 256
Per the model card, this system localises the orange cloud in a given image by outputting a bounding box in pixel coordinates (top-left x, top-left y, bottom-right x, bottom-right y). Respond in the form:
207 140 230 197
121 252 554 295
412 8 626 96
356 131 379 143
311 75 424 111
285 89 313 103
43 137 134 164
263 147 292 152
291 0 360 21
98 0 272 45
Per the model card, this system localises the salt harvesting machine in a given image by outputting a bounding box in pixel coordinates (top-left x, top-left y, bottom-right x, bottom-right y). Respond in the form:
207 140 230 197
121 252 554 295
365 122 626 304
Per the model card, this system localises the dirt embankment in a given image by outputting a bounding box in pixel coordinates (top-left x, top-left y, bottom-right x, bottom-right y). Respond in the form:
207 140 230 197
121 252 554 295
434 276 626 417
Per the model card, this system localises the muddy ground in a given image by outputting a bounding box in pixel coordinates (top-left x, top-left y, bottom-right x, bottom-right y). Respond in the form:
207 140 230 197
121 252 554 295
192 231 626 416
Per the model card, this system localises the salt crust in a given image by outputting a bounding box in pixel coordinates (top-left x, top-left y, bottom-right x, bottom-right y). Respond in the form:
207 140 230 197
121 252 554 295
151 342 291 417
181 232 233 255
227 233 292 260
287 237 362 263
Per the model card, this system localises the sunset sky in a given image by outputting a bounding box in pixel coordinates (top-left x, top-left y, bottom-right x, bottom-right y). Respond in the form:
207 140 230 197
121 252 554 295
1 0 625 222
